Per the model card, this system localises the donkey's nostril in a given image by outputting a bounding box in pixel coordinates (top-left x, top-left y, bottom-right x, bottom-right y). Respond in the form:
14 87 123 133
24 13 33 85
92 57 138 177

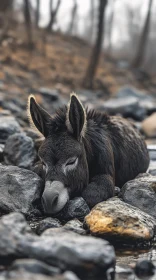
51 194 59 208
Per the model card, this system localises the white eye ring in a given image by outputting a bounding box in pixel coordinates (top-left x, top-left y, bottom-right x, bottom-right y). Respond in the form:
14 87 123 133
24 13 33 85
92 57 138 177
42 162 48 174
63 157 78 175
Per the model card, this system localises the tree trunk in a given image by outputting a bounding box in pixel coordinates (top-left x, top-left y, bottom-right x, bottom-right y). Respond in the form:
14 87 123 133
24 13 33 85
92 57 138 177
107 0 115 56
132 0 153 68
46 0 61 32
68 0 77 35
23 0 34 49
82 0 108 88
35 0 40 28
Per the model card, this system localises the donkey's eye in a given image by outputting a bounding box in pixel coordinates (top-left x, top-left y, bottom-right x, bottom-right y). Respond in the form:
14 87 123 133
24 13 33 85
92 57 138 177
65 157 78 166
42 162 48 173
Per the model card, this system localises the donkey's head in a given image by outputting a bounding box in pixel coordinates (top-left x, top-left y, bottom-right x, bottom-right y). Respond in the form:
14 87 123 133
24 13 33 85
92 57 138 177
28 94 89 215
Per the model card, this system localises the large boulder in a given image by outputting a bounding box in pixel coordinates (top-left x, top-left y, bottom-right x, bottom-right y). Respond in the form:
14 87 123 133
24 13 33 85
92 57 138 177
0 116 21 144
4 132 37 169
120 173 156 219
84 198 156 243
0 213 116 280
0 165 43 215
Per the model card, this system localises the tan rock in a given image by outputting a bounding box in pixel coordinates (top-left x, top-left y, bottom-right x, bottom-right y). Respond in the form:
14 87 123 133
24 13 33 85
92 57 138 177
142 113 156 137
84 198 156 242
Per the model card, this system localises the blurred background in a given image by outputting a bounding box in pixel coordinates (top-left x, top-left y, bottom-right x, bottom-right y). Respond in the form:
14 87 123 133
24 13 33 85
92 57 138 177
0 0 156 155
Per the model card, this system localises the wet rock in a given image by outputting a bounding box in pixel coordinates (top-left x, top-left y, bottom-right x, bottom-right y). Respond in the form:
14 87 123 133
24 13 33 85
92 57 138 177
142 113 156 137
55 197 90 221
84 198 156 243
0 144 4 162
0 213 115 279
38 88 59 101
120 173 156 219
0 116 21 144
134 260 155 279
100 97 146 121
63 219 86 235
4 132 37 169
36 217 61 235
0 165 43 215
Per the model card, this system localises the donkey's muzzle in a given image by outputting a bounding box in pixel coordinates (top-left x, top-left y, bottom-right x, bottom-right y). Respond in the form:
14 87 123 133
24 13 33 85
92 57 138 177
42 181 69 215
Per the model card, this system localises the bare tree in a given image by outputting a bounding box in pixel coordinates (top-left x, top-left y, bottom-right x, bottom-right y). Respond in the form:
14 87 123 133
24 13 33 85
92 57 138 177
83 0 108 88
35 0 40 28
106 0 115 56
23 0 34 49
0 0 13 43
132 0 153 68
46 0 61 32
68 0 77 35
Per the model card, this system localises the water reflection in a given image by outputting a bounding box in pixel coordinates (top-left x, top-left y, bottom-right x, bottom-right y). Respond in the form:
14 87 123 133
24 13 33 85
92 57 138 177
116 246 156 279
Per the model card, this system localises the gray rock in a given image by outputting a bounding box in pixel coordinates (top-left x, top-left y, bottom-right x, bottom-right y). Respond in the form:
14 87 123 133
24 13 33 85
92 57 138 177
0 116 21 144
0 213 115 279
8 259 60 276
84 197 156 243
116 86 151 101
0 144 4 162
36 217 61 235
0 165 43 215
27 228 115 278
38 88 59 101
0 212 32 258
0 261 79 280
4 133 37 169
147 145 156 161
149 169 156 176
120 173 156 219
100 97 146 121
55 197 90 221
63 219 86 235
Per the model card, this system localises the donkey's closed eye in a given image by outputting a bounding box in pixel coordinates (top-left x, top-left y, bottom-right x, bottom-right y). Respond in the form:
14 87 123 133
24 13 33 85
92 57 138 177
65 157 78 166
63 157 78 175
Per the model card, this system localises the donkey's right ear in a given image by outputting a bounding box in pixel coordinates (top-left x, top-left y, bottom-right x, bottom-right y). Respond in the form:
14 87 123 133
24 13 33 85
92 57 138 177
28 95 52 137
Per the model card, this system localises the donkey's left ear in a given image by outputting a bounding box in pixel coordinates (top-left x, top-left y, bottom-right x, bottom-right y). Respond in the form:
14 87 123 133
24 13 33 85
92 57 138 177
66 93 87 140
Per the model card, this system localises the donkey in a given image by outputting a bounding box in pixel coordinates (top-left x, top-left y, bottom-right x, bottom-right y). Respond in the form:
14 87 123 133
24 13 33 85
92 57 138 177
28 93 149 215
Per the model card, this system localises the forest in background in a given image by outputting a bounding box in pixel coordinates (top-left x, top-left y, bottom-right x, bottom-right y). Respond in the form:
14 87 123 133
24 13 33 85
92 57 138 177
0 0 155 97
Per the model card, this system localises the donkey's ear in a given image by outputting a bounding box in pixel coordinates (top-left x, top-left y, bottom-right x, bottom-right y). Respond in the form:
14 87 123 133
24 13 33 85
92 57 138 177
66 93 87 140
28 95 52 137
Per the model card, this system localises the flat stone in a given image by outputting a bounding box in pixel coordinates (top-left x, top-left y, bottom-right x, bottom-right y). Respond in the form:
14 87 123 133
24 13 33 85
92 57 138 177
84 198 156 243
120 173 156 219
0 165 43 215
0 116 21 144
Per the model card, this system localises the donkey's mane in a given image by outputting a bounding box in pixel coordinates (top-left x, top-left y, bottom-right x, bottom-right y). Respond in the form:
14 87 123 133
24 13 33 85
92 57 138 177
53 105 110 129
